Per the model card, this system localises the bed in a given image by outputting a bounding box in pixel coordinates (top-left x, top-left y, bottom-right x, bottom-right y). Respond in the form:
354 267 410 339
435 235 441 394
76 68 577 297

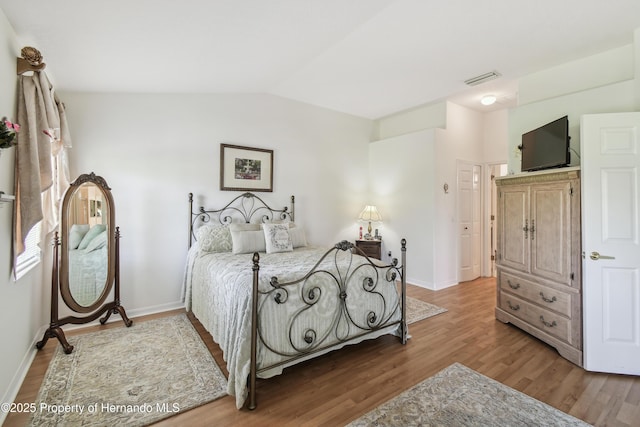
183 192 407 409
67 224 109 306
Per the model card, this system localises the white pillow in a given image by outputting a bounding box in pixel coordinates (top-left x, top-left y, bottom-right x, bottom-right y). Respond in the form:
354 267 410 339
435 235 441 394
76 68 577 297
196 224 232 253
289 227 307 248
78 224 106 250
264 219 296 228
85 230 108 252
69 224 90 249
230 223 261 232
231 230 266 254
263 223 293 254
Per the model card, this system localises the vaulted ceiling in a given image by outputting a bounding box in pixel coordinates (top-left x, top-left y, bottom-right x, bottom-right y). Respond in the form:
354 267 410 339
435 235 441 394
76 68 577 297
2 0 640 119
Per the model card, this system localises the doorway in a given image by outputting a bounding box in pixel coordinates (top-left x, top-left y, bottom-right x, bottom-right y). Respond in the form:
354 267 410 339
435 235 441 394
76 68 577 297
488 163 508 277
458 161 507 282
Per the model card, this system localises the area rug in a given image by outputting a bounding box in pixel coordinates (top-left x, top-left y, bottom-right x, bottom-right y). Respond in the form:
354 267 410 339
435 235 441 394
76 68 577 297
347 362 590 426
29 314 227 427
406 296 447 324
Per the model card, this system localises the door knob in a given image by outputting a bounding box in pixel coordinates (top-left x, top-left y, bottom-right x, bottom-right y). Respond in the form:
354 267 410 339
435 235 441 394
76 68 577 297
590 251 615 261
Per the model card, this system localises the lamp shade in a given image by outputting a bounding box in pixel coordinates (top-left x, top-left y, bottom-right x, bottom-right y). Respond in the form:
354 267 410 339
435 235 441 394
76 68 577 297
358 205 382 222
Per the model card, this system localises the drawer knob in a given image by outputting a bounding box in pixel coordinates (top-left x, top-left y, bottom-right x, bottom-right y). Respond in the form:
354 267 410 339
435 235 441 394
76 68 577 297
507 301 520 311
507 280 520 290
539 292 557 303
540 316 557 328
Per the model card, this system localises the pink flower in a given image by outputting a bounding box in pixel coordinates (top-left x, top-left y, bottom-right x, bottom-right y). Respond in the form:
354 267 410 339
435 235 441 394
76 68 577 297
3 120 19 132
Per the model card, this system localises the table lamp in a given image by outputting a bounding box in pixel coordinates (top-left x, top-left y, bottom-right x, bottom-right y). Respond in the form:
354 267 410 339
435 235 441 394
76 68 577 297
358 205 382 240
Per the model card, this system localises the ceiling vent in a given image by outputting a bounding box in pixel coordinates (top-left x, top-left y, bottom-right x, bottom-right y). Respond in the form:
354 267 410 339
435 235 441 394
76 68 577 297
464 71 502 86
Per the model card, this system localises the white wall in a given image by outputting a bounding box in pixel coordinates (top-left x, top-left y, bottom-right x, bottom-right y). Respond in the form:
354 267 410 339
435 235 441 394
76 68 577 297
368 129 436 287
517 45 634 106
482 109 509 164
0 11 51 420
59 92 374 315
374 101 447 141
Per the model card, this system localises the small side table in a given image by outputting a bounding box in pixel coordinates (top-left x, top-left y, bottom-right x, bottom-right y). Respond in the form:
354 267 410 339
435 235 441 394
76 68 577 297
355 239 382 260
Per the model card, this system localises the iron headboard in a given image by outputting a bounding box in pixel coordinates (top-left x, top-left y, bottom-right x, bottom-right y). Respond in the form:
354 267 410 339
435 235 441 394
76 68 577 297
188 192 295 248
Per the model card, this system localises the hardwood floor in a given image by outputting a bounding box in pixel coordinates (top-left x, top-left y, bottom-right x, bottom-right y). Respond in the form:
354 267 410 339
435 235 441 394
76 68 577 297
5 277 640 426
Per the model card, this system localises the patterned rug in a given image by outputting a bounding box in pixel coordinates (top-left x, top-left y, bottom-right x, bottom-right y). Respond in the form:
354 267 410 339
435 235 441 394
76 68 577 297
29 314 227 427
406 296 447 324
347 362 590 426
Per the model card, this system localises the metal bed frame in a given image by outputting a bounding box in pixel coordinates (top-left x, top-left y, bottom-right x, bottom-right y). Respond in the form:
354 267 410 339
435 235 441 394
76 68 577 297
188 192 407 409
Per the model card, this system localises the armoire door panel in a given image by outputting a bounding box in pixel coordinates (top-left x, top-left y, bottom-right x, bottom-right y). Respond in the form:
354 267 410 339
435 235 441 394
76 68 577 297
499 187 529 271
531 183 572 284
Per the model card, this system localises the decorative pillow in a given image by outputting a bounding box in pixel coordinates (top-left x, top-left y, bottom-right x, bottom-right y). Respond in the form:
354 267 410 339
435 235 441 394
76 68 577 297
231 230 266 254
85 230 108 252
77 224 106 250
289 226 307 248
196 224 232 253
69 224 90 249
263 223 293 254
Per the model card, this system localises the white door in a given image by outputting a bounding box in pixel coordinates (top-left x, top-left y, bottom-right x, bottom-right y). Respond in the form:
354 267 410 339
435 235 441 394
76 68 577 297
458 162 481 282
582 112 640 375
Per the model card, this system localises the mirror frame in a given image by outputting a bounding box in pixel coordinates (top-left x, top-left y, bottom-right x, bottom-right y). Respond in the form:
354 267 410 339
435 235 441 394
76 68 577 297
60 172 116 313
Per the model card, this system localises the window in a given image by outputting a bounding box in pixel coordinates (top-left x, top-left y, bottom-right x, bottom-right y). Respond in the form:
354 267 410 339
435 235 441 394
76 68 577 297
14 221 42 280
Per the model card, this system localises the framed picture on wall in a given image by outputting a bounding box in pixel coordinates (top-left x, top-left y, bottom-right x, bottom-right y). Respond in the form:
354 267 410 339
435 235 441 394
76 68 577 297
220 144 273 192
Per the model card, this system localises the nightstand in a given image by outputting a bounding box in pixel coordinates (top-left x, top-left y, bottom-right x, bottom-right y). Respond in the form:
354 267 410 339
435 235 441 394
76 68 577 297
355 239 382 260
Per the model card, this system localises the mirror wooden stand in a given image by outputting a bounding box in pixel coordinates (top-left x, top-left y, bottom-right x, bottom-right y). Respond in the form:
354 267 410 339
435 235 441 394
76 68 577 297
36 172 132 354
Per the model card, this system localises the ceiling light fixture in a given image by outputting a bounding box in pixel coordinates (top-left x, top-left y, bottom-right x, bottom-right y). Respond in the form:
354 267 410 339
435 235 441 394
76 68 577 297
481 95 497 106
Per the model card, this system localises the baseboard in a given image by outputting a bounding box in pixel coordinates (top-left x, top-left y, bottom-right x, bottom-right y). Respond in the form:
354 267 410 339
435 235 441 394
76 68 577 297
407 277 433 289
433 280 459 291
408 278 461 291
125 300 186 319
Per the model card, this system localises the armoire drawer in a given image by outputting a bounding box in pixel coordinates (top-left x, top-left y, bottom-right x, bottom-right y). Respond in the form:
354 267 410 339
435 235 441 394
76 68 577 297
499 271 572 318
498 293 573 344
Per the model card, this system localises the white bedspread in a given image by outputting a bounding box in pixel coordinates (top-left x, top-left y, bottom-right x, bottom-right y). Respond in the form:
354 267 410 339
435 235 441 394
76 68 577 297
68 246 108 306
183 244 401 408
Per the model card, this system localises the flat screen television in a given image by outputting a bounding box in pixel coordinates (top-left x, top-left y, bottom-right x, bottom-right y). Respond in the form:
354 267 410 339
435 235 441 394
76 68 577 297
520 116 570 172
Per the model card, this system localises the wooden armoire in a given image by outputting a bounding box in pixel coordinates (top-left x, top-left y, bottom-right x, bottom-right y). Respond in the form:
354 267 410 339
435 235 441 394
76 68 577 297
495 167 582 366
